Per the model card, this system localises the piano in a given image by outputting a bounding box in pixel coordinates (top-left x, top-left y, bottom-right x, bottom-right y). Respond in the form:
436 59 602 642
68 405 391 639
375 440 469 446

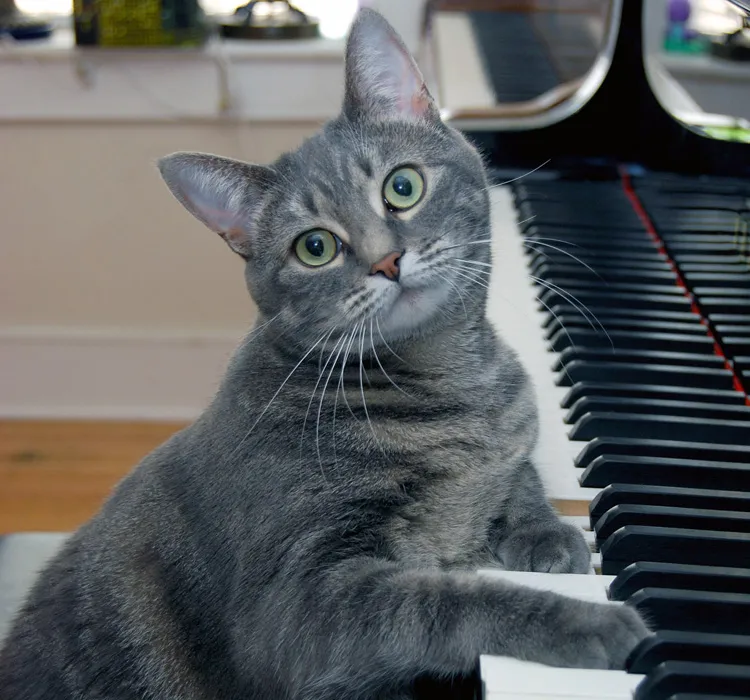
420 0 750 698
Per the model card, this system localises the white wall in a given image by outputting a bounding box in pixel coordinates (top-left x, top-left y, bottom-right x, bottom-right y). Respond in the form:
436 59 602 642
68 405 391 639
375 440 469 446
0 121 320 418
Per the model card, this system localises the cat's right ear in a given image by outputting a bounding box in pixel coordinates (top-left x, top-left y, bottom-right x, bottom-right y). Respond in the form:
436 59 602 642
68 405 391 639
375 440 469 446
157 152 274 259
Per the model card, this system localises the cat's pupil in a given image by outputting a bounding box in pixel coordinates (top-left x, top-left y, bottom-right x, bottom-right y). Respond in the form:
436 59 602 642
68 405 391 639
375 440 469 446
393 175 412 198
305 234 325 257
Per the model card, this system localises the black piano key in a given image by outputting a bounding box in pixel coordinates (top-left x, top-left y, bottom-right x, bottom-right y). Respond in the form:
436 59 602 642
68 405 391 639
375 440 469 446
526 233 657 251
575 438 750 469
561 383 747 409
629 588 750 635
544 305 701 328
693 287 750 299
662 234 746 246
599 526 750 575
566 397 750 425
546 318 706 341
713 314 750 326
639 193 748 209
717 326 750 336
668 241 743 253
557 362 736 390
676 255 749 266
697 298 750 314
634 661 750 700
527 250 665 272
627 631 750 675
590 485 750 524
517 202 643 229
538 291 692 313
579 455 750 491
553 350 723 373
682 262 750 273
536 280 683 298
535 263 676 284
723 337 750 355
569 413 750 444
684 273 750 288
609 562 750 601
550 330 714 354
593 505 750 543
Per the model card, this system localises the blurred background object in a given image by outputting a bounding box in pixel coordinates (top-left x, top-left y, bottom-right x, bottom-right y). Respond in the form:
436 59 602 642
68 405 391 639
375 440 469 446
73 0 207 46
219 0 319 40
0 0 53 39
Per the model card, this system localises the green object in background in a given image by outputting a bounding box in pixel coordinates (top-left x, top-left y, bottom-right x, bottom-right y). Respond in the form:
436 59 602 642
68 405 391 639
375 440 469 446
73 0 208 47
701 125 750 143
663 35 708 54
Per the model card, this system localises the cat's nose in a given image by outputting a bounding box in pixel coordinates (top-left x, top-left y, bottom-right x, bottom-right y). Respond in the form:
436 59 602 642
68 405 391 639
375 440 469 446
369 251 402 281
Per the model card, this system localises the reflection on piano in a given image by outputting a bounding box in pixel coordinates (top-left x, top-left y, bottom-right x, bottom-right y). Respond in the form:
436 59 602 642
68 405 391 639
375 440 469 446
424 0 750 698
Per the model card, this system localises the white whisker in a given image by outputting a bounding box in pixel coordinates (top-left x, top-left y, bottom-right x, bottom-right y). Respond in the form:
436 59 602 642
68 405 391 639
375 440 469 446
359 322 385 456
369 318 412 398
454 258 493 269
316 331 349 480
439 238 493 253
451 267 491 291
530 276 613 349
492 159 551 186
523 240 602 279
446 277 469 320
375 315 406 364
227 329 331 461
299 328 341 461
337 324 361 421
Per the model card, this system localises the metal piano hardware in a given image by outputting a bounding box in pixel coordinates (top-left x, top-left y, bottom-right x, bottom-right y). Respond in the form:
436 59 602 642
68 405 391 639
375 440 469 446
422 0 750 698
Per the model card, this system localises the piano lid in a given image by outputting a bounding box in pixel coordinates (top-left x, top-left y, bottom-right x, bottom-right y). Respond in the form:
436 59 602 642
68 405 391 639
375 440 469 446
423 0 750 177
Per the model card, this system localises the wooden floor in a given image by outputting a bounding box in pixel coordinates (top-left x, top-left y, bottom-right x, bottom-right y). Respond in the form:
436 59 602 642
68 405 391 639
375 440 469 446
0 420 187 534
1 420 589 534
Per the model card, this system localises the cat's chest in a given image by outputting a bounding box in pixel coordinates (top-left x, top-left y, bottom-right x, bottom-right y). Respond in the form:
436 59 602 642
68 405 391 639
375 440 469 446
384 446 514 570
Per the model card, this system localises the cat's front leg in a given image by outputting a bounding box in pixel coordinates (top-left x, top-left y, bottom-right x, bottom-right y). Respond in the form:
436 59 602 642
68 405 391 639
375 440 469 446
244 556 650 700
493 460 590 574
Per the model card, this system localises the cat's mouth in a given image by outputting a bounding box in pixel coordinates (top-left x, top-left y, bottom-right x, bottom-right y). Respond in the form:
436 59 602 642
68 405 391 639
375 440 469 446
375 278 451 338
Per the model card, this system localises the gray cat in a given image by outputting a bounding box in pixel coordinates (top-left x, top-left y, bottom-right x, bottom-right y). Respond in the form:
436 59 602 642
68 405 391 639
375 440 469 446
0 9 649 700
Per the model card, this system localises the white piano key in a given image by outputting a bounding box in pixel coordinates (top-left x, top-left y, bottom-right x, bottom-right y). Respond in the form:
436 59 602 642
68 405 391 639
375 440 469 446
486 186 602 506
480 655 643 700
477 570 614 603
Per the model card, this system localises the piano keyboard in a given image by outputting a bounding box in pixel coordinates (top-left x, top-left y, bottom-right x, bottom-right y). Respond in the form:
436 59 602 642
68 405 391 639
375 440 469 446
481 171 750 700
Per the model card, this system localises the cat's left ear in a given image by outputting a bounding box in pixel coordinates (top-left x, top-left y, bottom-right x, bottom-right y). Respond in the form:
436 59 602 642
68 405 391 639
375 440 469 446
343 8 439 123
158 152 275 259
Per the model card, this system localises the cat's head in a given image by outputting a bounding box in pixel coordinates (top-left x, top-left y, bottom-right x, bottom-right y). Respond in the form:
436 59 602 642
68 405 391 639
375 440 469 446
158 9 490 351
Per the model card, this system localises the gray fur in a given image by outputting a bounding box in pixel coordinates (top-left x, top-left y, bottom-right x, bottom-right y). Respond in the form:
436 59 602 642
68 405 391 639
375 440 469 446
0 9 649 699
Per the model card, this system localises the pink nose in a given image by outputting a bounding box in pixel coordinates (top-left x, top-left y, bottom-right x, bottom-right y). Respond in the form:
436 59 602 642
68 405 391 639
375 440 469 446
370 251 402 281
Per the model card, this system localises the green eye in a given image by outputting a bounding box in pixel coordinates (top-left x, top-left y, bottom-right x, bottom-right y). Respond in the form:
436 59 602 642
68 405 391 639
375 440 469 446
294 229 341 267
383 167 425 211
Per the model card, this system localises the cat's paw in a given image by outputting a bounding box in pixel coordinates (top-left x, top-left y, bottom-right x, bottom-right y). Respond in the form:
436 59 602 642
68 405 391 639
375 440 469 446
496 521 591 574
552 601 651 670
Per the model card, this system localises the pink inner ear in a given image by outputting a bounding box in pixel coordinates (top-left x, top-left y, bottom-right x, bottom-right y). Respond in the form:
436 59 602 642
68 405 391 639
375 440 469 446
410 89 431 118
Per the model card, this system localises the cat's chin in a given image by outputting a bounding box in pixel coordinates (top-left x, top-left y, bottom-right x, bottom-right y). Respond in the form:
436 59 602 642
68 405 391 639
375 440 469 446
376 283 451 339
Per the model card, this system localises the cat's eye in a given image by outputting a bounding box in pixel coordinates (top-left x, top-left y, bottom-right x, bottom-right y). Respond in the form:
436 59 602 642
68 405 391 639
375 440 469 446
294 229 341 267
383 167 425 211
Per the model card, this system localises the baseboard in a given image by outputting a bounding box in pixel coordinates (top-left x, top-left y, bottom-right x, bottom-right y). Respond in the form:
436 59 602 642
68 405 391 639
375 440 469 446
0 327 245 420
